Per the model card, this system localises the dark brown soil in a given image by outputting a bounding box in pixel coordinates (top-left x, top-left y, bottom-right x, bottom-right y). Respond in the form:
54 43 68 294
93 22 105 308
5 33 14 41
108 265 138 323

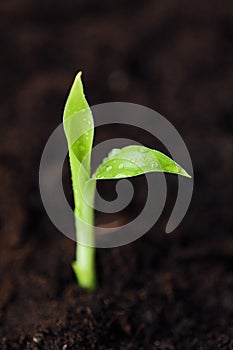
0 0 233 349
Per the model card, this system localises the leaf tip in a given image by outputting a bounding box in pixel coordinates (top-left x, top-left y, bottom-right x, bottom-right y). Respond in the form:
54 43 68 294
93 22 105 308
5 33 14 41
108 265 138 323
75 71 82 81
181 170 192 178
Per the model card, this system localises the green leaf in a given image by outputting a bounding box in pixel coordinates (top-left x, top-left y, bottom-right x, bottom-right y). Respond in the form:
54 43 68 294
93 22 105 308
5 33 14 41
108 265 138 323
63 71 94 174
63 72 94 214
92 146 191 180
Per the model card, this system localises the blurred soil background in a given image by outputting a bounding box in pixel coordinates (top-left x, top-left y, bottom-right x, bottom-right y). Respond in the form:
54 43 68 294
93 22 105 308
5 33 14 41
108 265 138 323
0 0 232 349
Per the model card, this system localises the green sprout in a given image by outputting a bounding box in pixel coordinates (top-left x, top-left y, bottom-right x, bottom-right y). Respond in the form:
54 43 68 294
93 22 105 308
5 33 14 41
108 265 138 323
63 72 191 291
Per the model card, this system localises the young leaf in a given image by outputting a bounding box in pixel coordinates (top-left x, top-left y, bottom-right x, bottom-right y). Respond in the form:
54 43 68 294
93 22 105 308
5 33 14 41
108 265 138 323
92 146 191 180
63 71 94 175
63 72 94 214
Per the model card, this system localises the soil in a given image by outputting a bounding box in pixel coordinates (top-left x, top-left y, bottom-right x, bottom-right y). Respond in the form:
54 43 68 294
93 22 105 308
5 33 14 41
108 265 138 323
0 0 233 349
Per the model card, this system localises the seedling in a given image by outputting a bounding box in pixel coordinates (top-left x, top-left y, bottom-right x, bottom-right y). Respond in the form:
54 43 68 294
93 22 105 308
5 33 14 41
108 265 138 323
63 72 191 290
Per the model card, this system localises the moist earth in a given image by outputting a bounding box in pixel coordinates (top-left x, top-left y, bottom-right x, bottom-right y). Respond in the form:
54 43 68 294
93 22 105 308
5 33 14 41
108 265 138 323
0 0 232 349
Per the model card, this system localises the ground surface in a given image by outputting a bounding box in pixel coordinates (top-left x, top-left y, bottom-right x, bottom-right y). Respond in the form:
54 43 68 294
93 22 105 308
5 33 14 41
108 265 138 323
0 0 232 349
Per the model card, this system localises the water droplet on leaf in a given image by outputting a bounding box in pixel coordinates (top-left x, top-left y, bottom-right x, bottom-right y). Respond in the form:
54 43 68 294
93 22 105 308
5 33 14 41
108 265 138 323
109 148 120 157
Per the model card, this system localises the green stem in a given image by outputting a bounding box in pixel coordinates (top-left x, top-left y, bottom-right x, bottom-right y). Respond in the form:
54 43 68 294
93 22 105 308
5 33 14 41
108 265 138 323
72 179 97 290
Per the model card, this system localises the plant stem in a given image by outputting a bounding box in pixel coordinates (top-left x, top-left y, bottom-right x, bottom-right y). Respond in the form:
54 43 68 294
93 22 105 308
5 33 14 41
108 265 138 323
72 179 97 290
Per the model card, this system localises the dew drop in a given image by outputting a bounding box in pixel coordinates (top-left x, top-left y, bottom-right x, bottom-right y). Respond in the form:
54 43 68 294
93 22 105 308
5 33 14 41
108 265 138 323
118 163 124 169
106 165 112 172
130 159 135 164
79 145 85 152
109 148 120 157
